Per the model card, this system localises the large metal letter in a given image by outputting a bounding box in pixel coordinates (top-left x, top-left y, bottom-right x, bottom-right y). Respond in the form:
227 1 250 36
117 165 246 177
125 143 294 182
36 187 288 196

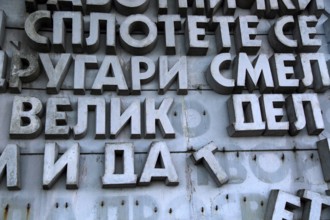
53 11 84 53
235 53 274 93
43 143 80 189
74 55 98 95
91 56 129 95
102 143 137 187
145 98 175 138
206 53 234 94
317 139 330 182
296 15 321 52
159 56 188 95
227 94 265 136
45 98 72 139
235 16 261 55
0 144 20 190
40 53 72 94
271 53 299 93
297 189 330 220
185 16 209 55
158 15 181 55
269 16 298 52
260 94 289 136
86 13 116 54
286 93 324 135
212 16 234 53
296 53 330 92
131 56 155 95
25 10 51 52
296 0 325 17
10 96 43 139
73 97 106 139
120 15 157 55
265 190 301 220
266 0 297 17
110 98 141 139
191 142 228 186
139 142 178 186
9 53 40 93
